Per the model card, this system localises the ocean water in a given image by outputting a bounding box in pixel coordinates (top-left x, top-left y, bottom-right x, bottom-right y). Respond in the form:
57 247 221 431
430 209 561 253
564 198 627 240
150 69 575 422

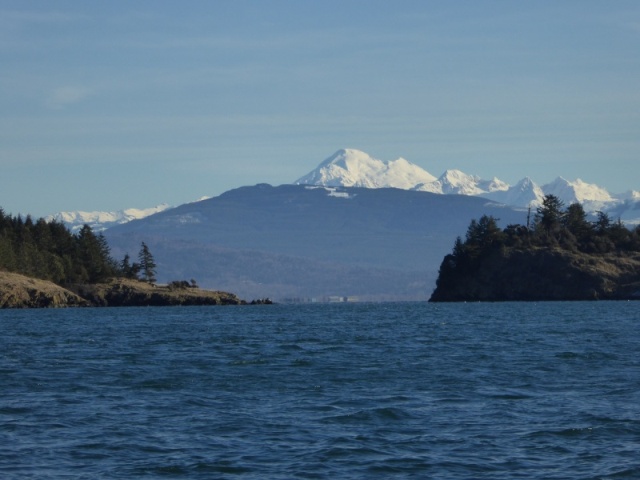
1 302 639 479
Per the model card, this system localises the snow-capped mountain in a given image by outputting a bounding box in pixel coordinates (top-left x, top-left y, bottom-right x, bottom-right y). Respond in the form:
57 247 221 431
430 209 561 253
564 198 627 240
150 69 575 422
298 149 534 202
541 177 615 212
295 149 437 189
49 149 639 234
47 204 171 233
482 177 546 208
296 149 638 219
416 169 510 196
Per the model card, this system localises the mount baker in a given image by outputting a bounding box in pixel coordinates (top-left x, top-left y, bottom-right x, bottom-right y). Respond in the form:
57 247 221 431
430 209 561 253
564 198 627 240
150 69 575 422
295 149 637 214
50 148 639 231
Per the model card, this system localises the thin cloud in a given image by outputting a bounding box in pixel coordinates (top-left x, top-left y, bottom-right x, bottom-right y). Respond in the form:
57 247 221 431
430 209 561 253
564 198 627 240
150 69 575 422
46 86 92 109
0 9 88 24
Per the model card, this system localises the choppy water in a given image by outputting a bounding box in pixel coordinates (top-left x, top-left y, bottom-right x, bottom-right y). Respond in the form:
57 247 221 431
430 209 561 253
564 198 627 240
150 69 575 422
1 302 639 479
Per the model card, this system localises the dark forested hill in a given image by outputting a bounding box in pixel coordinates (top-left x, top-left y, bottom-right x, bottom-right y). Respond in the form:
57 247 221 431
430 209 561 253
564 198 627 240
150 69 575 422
104 184 527 301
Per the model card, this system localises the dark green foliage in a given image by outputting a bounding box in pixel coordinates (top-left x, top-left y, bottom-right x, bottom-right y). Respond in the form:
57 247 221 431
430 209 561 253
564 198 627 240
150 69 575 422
563 203 592 247
168 280 197 290
465 215 504 250
594 211 611 234
138 242 157 284
120 253 141 279
75 225 117 283
435 196 640 293
0 207 145 286
535 194 565 233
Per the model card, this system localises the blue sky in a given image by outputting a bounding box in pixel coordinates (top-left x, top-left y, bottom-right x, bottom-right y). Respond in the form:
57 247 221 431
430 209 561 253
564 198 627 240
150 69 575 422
1 0 639 217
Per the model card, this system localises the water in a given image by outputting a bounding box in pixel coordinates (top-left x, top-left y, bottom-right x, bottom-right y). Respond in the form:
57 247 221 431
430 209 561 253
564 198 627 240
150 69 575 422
1 302 639 479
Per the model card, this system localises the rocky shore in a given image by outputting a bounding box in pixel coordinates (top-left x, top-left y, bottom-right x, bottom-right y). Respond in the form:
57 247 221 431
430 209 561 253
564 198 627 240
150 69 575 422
429 247 640 302
0 272 248 308
0 271 89 308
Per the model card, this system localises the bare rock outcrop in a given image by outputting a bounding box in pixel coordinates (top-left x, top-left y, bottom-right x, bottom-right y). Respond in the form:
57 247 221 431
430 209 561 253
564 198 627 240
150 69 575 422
70 278 245 306
0 272 246 308
0 271 89 308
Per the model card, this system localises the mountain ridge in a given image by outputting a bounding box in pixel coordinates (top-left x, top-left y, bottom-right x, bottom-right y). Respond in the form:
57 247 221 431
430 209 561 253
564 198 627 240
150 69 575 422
51 148 639 233
296 149 639 223
46 204 172 233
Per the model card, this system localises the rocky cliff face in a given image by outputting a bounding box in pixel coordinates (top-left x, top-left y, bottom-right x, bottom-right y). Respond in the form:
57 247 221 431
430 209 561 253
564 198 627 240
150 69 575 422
429 248 640 302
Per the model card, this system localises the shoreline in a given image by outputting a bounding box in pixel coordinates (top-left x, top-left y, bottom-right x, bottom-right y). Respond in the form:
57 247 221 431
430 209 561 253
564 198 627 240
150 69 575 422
0 272 269 308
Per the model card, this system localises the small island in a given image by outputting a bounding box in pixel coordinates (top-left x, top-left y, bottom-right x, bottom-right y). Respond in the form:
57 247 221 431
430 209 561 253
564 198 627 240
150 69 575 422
0 208 261 308
430 195 640 302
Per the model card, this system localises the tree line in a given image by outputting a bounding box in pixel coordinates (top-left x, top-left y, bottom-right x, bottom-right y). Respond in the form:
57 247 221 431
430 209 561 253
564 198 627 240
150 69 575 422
0 208 156 286
444 194 640 274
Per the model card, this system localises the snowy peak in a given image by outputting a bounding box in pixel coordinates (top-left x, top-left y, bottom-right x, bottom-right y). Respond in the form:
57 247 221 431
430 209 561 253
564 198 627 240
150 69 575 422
47 204 171 233
438 169 485 195
542 177 614 204
541 176 617 213
483 176 545 208
316 148 368 170
297 149 519 199
295 149 635 215
295 149 437 190
478 177 510 193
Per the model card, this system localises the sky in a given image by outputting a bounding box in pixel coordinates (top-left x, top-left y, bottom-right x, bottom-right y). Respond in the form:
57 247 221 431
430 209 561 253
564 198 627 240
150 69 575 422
1 0 639 217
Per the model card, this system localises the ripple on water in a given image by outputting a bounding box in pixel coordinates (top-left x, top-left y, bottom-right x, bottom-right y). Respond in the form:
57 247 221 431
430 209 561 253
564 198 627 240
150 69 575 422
1 303 639 479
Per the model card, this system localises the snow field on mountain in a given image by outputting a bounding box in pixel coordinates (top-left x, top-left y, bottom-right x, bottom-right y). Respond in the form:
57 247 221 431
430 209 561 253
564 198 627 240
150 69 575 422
296 149 637 215
51 149 639 232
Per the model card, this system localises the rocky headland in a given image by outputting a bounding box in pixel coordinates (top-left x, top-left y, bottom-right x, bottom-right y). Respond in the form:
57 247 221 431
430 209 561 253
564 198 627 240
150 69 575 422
0 272 247 308
429 247 640 302
429 197 640 302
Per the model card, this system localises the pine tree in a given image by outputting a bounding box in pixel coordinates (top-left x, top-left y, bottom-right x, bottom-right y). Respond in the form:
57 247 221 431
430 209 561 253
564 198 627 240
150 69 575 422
564 203 591 238
120 253 141 279
465 215 503 249
594 211 612 234
535 194 565 234
75 225 115 283
138 242 157 284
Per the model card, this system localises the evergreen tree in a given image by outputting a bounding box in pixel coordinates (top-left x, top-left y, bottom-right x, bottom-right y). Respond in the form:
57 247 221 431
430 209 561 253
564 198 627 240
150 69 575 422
535 194 565 234
594 211 612 234
607 218 631 247
120 253 141 279
0 236 16 271
563 203 591 239
138 242 157 284
444 200 640 289
75 225 115 283
465 215 503 249
452 236 465 258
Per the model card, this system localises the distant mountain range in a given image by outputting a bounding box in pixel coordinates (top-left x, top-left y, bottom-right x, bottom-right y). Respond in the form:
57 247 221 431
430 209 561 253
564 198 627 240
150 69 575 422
45 148 639 301
46 204 172 233
51 148 640 233
296 149 639 220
